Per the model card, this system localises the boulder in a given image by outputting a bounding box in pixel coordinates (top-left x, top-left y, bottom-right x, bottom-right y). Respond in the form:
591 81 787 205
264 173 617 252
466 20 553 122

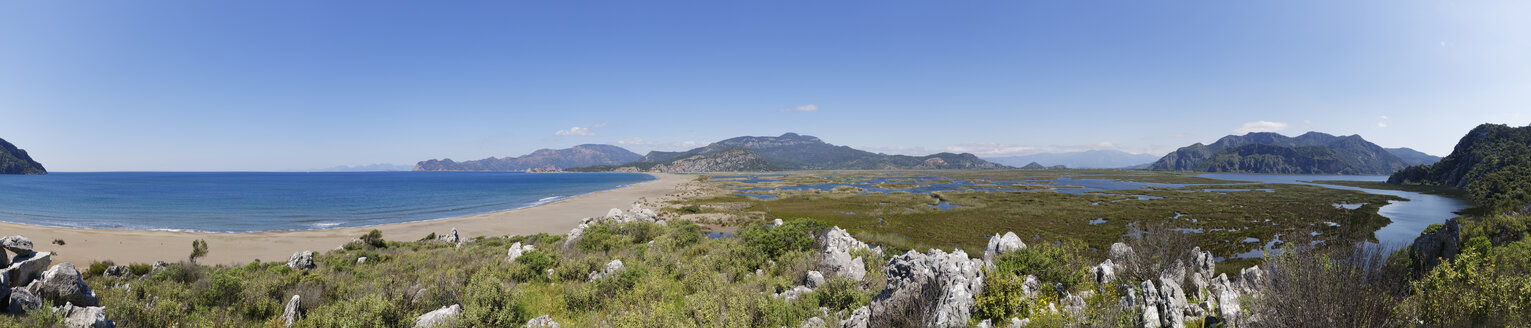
507 242 535 263
414 304 463 328
1411 218 1461 273
357 257 367 264
8 287 41 314
151 261 168 272
803 316 826 328
1156 278 1187 328
525 315 560 328
437 228 460 243
588 259 625 281
1140 280 1161 328
864 248 984 327
1208 274 1241 328
2 235 36 257
1235 266 1264 296
982 232 1026 267
820 227 873 281
1062 293 1086 318
1188 248 1216 284
605 208 625 221
773 218 784 227
5 251 51 287
840 306 870 328
1010 318 1029 327
103 266 131 278
775 285 814 301
1108 242 1136 265
1160 260 1186 286
55 303 115 328
1021 275 1041 298
279 295 301 328
1091 259 1116 285
287 251 316 270
30 263 99 307
806 270 826 289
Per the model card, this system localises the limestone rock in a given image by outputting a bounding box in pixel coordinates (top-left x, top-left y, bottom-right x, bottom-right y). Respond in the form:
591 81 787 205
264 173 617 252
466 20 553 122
287 251 316 270
1209 274 1241 327
1021 275 1041 298
865 248 984 327
820 226 872 281
279 295 301 328
806 270 826 289
56 303 115 328
1156 278 1187 328
8 287 41 314
507 242 536 263
436 228 460 243
1412 218 1461 272
982 232 1026 267
840 306 869 328
1160 260 1187 286
30 263 99 307
2 235 35 257
1091 259 1116 285
1062 293 1086 318
776 285 814 301
1108 242 1136 265
588 259 625 281
414 304 462 328
525 315 560 328
103 266 131 278
5 251 50 287
1235 266 1265 296
773 218 784 227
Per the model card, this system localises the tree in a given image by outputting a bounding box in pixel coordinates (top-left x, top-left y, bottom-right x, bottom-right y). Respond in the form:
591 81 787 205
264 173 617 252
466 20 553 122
190 239 209 264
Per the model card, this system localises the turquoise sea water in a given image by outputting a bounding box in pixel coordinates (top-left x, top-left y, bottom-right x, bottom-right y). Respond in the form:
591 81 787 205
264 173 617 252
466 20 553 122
0 172 654 233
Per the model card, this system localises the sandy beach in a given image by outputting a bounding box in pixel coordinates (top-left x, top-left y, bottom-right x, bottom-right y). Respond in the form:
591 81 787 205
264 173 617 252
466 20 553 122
2 173 693 266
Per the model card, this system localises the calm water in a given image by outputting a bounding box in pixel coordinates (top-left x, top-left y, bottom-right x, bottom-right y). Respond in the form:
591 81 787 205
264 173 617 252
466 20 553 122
0 172 654 233
1200 173 1473 247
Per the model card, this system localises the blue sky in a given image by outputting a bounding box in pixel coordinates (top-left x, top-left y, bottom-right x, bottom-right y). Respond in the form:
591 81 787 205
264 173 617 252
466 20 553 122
2 1 1527 171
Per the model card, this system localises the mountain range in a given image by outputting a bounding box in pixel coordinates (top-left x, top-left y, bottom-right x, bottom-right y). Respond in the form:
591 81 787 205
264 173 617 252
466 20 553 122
984 150 1162 169
0 137 46 175
1148 132 1437 175
572 133 1007 172
414 144 642 172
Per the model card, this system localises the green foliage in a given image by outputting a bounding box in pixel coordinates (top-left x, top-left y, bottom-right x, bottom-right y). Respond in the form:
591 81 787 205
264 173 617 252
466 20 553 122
360 229 387 249
737 219 822 260
991 241 1090 291
815 277 869 312
1389 123 1531 211
128 264 152 276
510 250 556 283
678 204 702 214
974 271 1031 322
1407 236 1531 326
87 261 112 278
190 239 209 264
463 275 530 327
196 271 244 308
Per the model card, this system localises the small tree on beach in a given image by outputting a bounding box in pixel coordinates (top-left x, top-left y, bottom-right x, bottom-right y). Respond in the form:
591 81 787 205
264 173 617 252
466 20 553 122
190 239 209 264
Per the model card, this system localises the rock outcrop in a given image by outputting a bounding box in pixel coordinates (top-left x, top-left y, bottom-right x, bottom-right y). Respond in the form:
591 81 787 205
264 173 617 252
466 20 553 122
1411 218 1461 273
287 251 316 270
56 303 116 328
982 232 1025 268
507 242 536 263
525 315 560 327
565 206 662 245
2 235 36 257
280 295 301 327
588 260 625 281
8 287 41 314
6 251 52 287
29 263 99 307
858 248 984 327
820 227 876 282
414 304 463 328
436 228 460 244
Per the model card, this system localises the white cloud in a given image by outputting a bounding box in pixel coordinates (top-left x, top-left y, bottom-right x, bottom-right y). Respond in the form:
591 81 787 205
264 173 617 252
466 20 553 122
1234 121 1289 134
780 104 819 113
616 137 648 145
1380 115 1389 120
554 126 595 136
1377 122 1388 128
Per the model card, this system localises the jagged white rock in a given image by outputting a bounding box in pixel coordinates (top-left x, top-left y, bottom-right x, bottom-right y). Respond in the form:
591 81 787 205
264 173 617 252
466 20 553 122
414 304 462 328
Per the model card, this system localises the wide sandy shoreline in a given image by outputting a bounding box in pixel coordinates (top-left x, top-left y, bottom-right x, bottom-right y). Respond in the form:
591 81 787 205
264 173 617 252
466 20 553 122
2 173 692 266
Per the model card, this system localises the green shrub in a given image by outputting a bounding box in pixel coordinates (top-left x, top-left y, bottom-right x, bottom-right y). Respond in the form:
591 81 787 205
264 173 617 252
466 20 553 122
990 240 1090 291
510 250 557 283
464 275 530 326
815 277 869 312
975 271 1031 322
361 229 387 249
738 220 822 260
195 271 244 308
128 264 152 276
87 261 112 278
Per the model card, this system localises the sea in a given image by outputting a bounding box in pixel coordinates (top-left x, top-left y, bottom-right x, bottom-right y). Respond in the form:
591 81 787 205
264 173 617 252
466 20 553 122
0 172 654 233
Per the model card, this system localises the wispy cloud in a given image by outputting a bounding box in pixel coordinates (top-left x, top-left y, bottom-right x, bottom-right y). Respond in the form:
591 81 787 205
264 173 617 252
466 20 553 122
1377 115 1389 128
779 104 819 113
1234 121 1288 134
615 137 648 145
554 126 595 136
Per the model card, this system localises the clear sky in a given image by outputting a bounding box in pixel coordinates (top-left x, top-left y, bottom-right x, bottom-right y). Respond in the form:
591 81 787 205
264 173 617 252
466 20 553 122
2 1 1527 171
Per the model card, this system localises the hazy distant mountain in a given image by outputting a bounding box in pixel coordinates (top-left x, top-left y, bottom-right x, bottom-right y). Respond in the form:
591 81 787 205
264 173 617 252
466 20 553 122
0 137 46 175
985 150 1162 169
314 163 414 172
414 144 642 172
1149 132 1409 175
573 133 1007 172
1384 147 1441 166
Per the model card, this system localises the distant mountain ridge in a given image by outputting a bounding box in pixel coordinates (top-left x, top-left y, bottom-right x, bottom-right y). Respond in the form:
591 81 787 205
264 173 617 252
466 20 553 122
985 150 1161 169
0 137 46 175
573 133 1007 172
1385 147 1442 166
1149 132 1411 175
414 144 642 172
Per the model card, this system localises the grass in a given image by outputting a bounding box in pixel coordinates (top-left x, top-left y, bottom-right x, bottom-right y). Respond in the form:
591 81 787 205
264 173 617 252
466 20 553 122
689 170 1404 262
